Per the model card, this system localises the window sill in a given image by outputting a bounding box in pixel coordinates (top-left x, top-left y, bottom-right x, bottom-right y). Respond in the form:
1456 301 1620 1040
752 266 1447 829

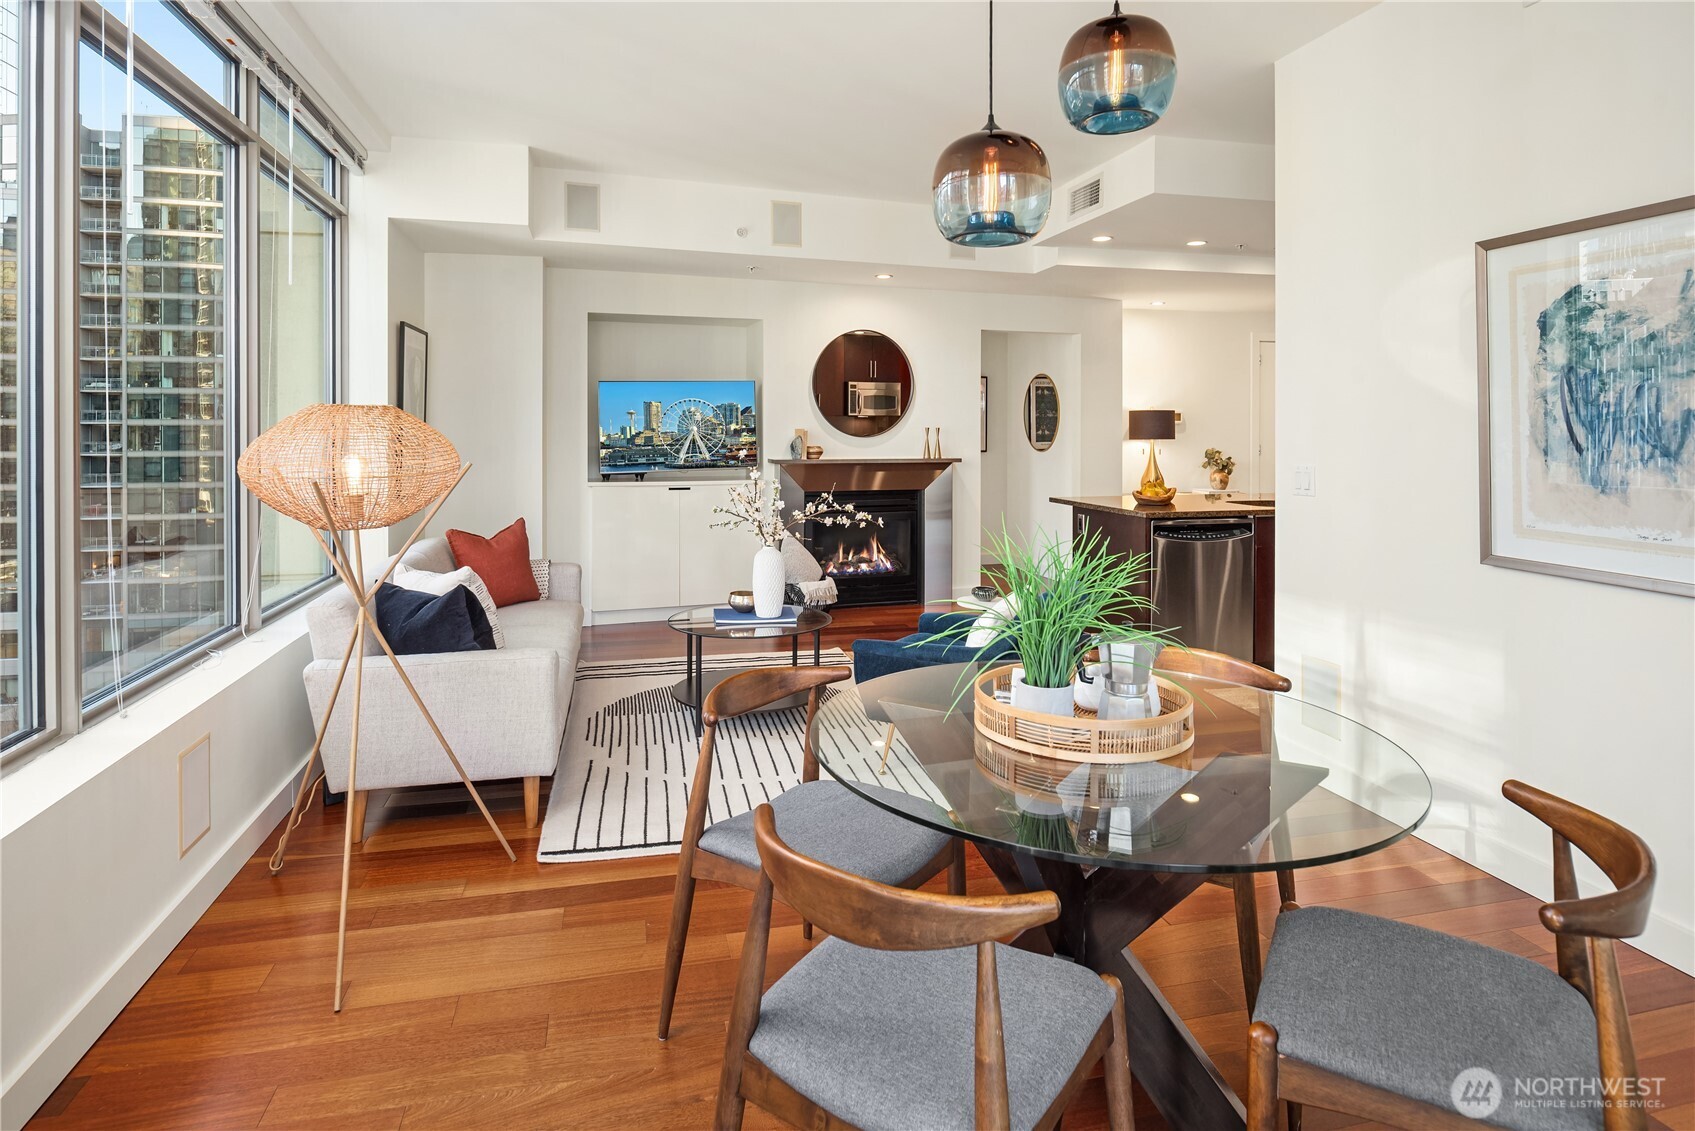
0 610 312 838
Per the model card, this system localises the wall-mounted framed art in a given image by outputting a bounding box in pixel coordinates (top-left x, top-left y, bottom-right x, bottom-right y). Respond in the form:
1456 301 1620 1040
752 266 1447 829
1024 374 1060 452
1476 196 1694 596
398 321 429 420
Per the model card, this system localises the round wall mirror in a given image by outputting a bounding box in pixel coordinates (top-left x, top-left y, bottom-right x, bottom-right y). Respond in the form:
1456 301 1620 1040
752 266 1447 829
1024 374 1060 451
811 330 913 438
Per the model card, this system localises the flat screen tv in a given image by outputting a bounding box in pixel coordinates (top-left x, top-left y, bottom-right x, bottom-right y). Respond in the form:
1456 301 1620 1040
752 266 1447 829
597 379 758 478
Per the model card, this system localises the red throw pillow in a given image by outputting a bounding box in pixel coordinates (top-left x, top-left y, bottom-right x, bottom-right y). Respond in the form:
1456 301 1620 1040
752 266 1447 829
446 519 542 607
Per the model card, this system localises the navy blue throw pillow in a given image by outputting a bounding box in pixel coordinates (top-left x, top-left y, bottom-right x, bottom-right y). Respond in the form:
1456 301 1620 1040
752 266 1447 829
375 582 495 654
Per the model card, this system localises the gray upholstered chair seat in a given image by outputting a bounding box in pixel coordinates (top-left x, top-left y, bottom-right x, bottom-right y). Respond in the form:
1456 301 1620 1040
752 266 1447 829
698 780 949 884
748 936 1115 1131
1254 906 1605 1131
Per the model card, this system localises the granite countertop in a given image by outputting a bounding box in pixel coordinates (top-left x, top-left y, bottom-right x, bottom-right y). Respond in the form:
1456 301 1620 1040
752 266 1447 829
1051 492 1276 517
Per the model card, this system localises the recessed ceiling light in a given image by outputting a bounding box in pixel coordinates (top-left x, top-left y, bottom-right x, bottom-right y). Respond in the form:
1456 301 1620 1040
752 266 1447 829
874 273 893 279
1091 235 1114 243
1150 301 1166 306
1186 239 1208 247
1179 792 1200 804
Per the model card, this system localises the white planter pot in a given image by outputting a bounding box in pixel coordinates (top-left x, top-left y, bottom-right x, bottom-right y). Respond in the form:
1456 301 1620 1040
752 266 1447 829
1010 670 1076 718
752 545 786 618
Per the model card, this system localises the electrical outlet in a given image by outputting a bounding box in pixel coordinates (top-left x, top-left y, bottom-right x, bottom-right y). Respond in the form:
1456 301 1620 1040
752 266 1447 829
1293 465 1316 496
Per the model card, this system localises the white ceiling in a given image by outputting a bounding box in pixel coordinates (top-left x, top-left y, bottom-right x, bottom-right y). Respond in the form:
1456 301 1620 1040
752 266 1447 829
284 1 1367 204
396 218 1278 312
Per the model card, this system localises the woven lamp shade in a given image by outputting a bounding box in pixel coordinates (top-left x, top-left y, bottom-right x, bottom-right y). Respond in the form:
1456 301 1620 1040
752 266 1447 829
238 404 460 530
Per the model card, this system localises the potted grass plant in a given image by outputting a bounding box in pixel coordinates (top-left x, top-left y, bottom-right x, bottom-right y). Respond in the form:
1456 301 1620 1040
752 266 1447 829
932 523 1174 715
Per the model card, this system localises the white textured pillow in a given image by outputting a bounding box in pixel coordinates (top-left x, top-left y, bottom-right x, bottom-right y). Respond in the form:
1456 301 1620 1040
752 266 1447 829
780 536 824 584
965 594 1018 649
530 559 551 601
392 563 505 648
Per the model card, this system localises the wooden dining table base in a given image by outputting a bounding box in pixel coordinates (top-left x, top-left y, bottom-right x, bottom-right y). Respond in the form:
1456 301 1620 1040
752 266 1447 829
978 845 1252 1131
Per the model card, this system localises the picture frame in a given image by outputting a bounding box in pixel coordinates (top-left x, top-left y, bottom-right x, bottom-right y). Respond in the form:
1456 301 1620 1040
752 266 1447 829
1024 374 1060 452
397 321 429 420
979 375 988 452
1476 196 1694 597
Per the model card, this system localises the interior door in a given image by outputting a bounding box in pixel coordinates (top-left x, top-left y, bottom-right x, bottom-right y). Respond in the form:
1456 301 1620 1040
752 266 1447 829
1254 339 1276 493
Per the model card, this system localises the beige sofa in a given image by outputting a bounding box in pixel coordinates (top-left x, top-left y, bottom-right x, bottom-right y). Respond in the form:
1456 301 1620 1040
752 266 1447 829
303 536 583 834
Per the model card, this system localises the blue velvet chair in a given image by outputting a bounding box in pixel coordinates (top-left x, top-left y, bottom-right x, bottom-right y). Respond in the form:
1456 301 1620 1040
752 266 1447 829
851 611 1016 685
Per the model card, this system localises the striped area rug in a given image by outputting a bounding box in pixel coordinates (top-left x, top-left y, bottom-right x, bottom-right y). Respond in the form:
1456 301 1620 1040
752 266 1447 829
537 650 946 862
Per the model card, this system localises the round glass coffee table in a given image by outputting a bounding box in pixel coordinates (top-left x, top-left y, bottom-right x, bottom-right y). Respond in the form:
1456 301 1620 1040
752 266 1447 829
665 607 833 736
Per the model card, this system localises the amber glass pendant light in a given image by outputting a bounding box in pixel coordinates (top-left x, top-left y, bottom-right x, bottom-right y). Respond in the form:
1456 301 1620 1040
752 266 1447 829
1058 1 1176 135
933 0 1052 247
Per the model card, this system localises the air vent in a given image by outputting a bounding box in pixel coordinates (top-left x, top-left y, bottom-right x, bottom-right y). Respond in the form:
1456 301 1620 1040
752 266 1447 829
1069 178 1102 215
564 182 600 231
948 245 977 261
772 200 803 247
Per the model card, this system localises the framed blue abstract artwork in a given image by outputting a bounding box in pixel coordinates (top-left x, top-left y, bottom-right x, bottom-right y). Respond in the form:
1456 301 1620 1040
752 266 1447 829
1477 197 1695 597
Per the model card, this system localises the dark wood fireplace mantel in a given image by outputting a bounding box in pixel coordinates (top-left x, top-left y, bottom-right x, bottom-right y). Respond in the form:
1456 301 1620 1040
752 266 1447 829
768 458 960 493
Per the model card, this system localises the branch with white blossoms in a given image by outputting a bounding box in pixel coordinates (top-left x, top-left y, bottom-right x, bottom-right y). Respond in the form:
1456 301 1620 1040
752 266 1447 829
710 471 882 548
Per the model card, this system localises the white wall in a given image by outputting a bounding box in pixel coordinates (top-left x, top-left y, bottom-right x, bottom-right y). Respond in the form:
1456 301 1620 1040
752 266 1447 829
1122 310 1272 492
979 331 1009 551
1000 332 1084 549
1 623 315 1125
1277 0 1694 970
540 268 1122 610
420 254 547 545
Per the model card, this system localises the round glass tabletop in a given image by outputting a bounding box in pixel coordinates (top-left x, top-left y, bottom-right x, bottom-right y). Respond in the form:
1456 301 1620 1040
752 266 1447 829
666 606 832 640
826 662 1431 874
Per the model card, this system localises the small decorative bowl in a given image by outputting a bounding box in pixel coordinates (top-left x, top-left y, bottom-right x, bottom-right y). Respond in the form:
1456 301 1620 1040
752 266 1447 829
971 585 998 601
727 590 756 613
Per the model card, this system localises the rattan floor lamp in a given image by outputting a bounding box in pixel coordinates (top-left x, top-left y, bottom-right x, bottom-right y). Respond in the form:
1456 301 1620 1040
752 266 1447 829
238 404 515 1012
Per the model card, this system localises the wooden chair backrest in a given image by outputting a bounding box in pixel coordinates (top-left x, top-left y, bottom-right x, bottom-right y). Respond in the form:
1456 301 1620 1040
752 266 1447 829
1156 647 1291 692
751 804 1056 949
681 666 850 861
1503 779 1656 1131
702 664 850 724
748 804 1056 1131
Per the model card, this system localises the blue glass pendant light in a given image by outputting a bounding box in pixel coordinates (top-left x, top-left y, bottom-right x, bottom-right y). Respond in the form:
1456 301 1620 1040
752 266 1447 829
933 0 1052 247
1058 2 1177 135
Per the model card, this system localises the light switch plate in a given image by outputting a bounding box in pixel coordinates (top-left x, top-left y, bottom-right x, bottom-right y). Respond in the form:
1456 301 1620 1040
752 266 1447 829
1293 465 1316 496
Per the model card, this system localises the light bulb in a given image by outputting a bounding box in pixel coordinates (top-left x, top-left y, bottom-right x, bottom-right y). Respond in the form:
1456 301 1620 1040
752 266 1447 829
341 454 366 497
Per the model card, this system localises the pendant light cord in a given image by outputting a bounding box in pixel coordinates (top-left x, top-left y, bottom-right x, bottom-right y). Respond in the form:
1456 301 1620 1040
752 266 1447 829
985 0 995 129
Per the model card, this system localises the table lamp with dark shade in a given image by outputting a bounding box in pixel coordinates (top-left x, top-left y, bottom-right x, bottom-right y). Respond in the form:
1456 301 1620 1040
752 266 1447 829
1127 409 1178 502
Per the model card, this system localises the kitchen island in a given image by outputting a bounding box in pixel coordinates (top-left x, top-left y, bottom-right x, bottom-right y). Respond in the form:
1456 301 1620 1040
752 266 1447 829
1052 493 1276 669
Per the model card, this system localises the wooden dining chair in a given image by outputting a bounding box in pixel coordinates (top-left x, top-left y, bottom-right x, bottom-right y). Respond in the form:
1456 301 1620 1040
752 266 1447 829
1155 647 1296 1010
1247 779 1657 1131
715 803 1135 1131
658 665 965 1040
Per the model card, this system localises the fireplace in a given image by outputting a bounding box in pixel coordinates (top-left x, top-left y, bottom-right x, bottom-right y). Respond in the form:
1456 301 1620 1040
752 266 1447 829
804 489 922 606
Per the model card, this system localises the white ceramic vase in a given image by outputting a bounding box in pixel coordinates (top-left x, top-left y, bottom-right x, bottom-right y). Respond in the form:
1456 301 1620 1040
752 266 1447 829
1010 668 1076 717
752 545 786 618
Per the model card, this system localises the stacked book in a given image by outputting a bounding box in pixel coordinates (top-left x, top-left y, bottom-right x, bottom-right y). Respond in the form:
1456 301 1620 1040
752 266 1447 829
713 605 800 627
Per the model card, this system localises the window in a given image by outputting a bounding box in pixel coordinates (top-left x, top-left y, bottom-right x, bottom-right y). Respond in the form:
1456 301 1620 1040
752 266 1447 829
2 1 351 762
1 0 35 747
77 38 234 705
256 168 333 607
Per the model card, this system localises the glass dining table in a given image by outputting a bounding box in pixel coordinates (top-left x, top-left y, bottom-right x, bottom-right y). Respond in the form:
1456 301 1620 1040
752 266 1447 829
821 661 1433 1131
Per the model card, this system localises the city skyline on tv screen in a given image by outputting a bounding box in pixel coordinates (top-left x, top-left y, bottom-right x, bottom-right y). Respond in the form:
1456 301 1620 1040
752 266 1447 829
597 380 758 475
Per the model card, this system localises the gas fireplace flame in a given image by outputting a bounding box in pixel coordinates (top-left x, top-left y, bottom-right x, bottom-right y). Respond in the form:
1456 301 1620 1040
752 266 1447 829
823 533 903 577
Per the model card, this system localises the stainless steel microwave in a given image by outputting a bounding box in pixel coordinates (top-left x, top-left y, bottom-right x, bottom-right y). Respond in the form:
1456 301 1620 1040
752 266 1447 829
847 381 902 418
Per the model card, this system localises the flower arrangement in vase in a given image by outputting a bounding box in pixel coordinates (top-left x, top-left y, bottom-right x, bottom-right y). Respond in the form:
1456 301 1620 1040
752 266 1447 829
710 471 879 616
1202 448 1236 491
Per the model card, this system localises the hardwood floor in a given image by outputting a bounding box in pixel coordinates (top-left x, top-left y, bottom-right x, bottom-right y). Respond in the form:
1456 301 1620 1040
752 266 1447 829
28 606 1695 1130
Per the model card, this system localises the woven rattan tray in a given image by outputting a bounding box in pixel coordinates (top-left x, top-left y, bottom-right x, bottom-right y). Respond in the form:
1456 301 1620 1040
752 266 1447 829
971 664 1194 764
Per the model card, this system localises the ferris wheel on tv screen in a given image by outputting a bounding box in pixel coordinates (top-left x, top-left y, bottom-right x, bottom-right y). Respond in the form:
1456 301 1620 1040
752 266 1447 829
662 399 728 464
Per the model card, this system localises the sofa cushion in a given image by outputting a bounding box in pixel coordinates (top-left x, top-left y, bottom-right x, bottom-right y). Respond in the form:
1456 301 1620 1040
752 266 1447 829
375 582 495 654
447 519 542 607
530 559 551 600
495 598 584 718
401 537 456 575
393 562 505 648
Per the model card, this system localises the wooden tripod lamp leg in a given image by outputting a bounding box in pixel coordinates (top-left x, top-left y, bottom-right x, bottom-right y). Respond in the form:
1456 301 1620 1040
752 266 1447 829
270 617 360 875
309 485 516 862
333 610 365 1013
